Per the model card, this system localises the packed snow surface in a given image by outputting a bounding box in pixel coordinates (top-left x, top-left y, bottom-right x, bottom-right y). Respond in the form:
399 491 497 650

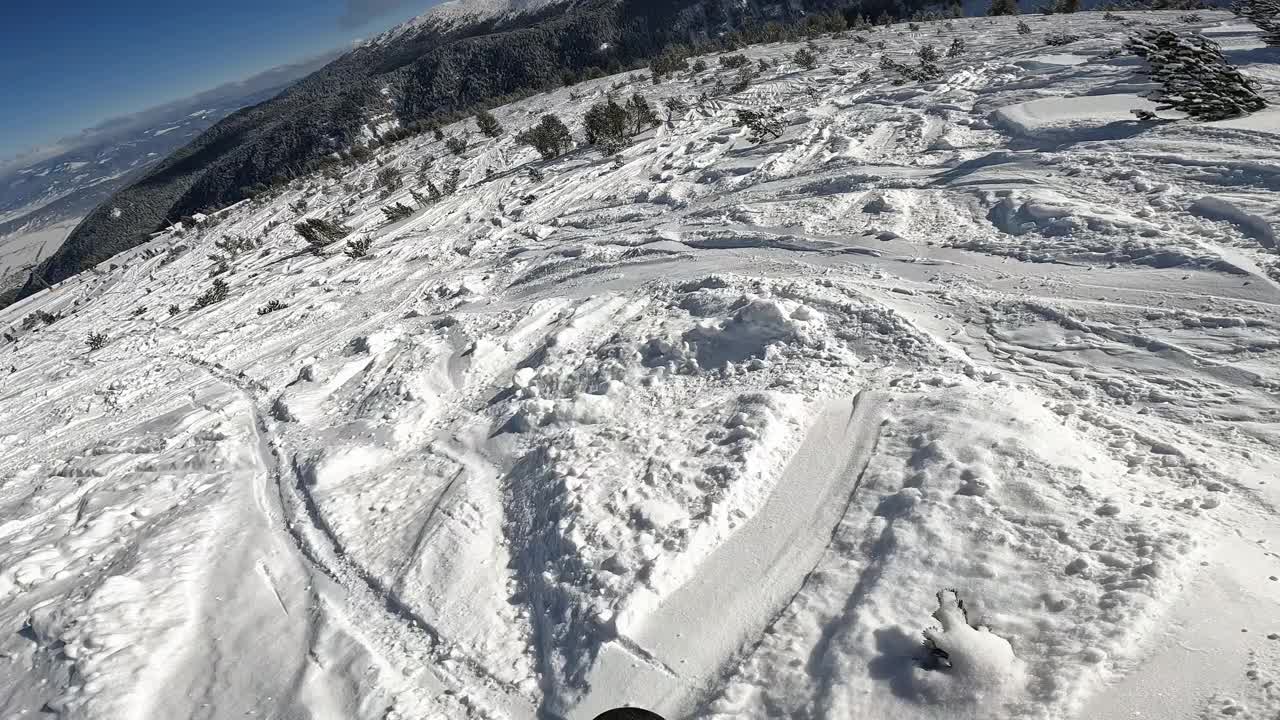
2 11 1279 720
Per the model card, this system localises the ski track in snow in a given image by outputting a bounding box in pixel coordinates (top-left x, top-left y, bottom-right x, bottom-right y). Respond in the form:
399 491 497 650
1 11 1278 720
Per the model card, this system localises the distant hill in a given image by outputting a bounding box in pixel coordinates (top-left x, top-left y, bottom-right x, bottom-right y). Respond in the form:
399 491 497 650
0 51 340 295
4 0 929 307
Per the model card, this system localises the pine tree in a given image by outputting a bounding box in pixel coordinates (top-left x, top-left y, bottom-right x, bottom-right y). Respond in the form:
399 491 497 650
584 100 632 152
625 94 660 134
518 114 574 160
989 0 1020 15
475 110 503 138
1126 29 1267 120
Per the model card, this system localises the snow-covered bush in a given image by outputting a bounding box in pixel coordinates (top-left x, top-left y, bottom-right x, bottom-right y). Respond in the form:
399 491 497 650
86 331 108 351
948 37 967 56
735 106 785 144
344 238 373 259
1045 31 1081 45
1126 29 1268 120
1017 19 1033 34
445 135 468 156
257 300 288 316
294 218 351 248
380 202 414 223
191 279 230 310
913 590 1027 705
793 46 818 69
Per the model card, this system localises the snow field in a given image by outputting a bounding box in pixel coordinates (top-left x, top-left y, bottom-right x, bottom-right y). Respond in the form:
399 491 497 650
0 10 1277 720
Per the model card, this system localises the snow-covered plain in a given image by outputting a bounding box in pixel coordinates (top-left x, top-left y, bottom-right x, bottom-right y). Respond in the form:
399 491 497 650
1 11 1278 720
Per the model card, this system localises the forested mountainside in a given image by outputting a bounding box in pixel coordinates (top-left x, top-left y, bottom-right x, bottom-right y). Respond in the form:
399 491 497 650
7 0 924 306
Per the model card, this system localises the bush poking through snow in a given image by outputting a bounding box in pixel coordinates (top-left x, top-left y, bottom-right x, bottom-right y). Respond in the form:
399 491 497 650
914 590 1027 704
1017 18 1033 34
294 218 351 249
475 109 503 138
1178 12 1202 22
719 53 750 69
948 37 967 56
794 47 818 69
735 106 785 144
192 279 230 310
344 238 373 259
257 299 288 316
518 114 574 160
445 136 469 156
168 304 180 316
375 166 402 195
381 202 415 223
1045 31 1081 45
86 332 108 352
1126 29 1267 120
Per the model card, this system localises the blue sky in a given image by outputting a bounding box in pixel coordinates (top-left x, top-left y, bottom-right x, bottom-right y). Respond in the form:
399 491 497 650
0 0 439 161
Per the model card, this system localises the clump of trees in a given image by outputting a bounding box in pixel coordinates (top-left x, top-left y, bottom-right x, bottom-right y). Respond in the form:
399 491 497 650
719 54 750 69
1126 29 1267 120
584 94 660 153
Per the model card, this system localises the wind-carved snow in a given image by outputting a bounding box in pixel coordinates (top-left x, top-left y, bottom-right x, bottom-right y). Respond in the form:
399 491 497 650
1 10 1278 720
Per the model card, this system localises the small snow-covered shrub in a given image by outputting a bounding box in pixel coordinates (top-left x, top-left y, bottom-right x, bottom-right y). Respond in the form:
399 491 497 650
344 238 373 259
1017 18 1033 34
381 202 415 223
445 136 468 156
1178 11 1202 21
735 106 785 144
948 37 967 56
1127 29 1267 120
913 590 1027 705
192 279 230 310
1045 31 1080 45
86 332 108 351
794 46 818 69
257 300 288 316
294 218 351 249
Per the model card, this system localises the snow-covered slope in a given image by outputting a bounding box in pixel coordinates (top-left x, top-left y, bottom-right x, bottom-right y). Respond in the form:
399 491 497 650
1 11 1278 720
370 0 568 42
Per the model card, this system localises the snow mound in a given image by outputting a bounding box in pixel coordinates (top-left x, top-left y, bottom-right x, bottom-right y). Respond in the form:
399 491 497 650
915 590 1027 707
